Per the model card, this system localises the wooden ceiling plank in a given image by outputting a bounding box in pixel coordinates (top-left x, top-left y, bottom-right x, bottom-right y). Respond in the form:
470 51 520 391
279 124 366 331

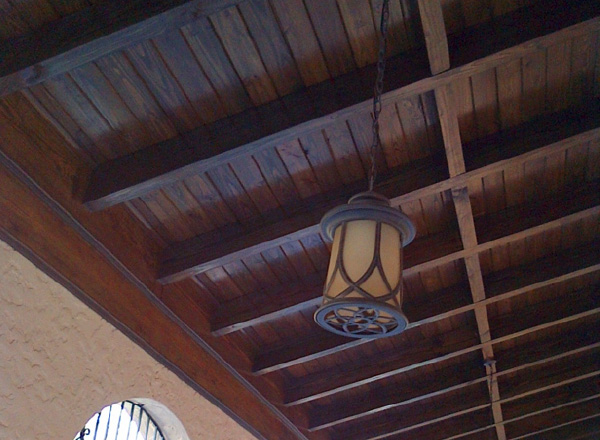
286 305 600 407
510 414 600 440
435 80 506 439
0 0 248 97
366 393 600 440
251 230 600 375
417 0 450 74
80 0 600 211
308 344 600 431
443 408 600 440
159 100 600 284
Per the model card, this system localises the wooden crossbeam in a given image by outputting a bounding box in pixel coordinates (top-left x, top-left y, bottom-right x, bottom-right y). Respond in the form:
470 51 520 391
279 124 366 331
0 0 246 96
287 296 600 408
367 393 600 440
342 343 600 440
309 344 600 432
81 0 600 211
444 411 600 440
435 82 506 440
250 190 600 374
417 0 450 74
507 414 600 440
160 100 600 284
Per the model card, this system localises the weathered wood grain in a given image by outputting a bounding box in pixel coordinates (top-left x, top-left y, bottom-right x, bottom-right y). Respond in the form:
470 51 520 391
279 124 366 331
417 0 450 74
81 0 600 210
0 0 247 96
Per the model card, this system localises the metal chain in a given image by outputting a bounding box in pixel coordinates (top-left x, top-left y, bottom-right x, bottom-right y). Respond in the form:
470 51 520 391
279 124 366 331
368 0 391 191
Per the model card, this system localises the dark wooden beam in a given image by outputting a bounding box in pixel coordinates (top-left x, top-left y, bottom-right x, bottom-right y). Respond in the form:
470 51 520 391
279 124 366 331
335 330 600 440
249 185 600 374
361 391 600 440
287 297 600 408
159 157 450 284
159 100 600 284
443 402 600 440
417 0 450 74
82 0 600 211
310 343 600 432
0 0 246 96
510 414 600 440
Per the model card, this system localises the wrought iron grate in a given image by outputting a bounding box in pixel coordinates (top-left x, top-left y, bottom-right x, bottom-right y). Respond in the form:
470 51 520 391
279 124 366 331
74 400 165 440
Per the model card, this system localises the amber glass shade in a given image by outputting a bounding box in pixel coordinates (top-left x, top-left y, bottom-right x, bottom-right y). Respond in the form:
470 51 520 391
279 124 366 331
314 192 415 338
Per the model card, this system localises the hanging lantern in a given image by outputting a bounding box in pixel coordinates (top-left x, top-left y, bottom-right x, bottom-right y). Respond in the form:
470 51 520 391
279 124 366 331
314 191 415 338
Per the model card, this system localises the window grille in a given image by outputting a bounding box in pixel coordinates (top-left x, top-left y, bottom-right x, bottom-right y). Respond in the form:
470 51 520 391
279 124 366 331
75 400 165 440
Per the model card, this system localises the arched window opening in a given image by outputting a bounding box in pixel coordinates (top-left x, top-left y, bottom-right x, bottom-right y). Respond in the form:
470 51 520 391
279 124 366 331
75 401 165 440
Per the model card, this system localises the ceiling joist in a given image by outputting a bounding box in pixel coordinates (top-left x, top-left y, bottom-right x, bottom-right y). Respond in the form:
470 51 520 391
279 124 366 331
81 0 600 212
159 100 600 284
335 338 600 439
0 0 246 97
248 185 600 375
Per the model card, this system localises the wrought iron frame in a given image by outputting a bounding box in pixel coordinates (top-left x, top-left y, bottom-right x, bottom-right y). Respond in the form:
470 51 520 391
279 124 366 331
315 192 415 338
75 400 165 440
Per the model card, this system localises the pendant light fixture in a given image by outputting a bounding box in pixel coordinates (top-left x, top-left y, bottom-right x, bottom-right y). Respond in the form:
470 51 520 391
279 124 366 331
314 0 416 339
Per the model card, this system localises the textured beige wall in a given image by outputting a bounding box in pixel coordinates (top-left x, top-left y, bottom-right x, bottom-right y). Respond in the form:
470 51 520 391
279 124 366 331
0 240 256 440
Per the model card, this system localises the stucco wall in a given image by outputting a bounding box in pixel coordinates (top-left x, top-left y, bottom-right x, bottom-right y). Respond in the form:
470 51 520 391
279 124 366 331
0 240 256 440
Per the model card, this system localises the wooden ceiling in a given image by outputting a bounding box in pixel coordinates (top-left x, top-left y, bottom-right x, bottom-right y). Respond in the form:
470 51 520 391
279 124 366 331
1 0 599 439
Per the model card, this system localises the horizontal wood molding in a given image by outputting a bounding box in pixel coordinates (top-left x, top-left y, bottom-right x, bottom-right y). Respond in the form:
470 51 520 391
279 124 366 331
159 100 600 284
0 0 246 96
81 0 600 211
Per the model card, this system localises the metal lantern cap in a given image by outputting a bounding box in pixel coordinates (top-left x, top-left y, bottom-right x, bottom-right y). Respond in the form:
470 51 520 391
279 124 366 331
320 191 416 245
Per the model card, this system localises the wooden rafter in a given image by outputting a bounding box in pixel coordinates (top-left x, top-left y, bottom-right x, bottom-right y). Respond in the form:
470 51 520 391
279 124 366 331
309 351 600 432
159 100 600 283
366 393 600 440
250 189 600 375
433 79 506 438
286 298 600 408
417 0 449 74
0 0 246 96
334 339 600 440
81 0 600 212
